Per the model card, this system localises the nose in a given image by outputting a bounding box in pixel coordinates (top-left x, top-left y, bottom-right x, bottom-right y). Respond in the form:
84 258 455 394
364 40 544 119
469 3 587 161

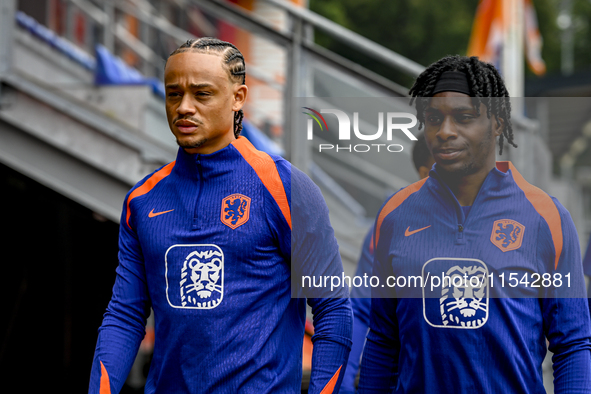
177 93 196 115
436 116 457 141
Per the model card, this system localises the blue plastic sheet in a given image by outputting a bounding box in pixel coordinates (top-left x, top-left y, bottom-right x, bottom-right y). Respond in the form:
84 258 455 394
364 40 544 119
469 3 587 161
94 44 165 98
241 120 284 156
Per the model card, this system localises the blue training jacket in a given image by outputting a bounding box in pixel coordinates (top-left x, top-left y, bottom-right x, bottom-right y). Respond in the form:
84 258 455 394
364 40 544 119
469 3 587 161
89 137 352 394
341 228 373 394
358 162 591 393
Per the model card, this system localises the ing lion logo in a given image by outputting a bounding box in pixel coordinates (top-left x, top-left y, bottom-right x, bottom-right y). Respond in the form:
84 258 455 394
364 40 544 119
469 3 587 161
165 244 224 310
440 265 488 328
180 248 224 308
221 194 251 229
490 219 525 252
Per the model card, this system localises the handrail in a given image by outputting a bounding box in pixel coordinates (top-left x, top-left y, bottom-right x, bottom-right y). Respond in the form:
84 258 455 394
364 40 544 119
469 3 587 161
262 0 425 77
10 0 427 221
113 0 198 44
189 0 292 46
68 0 196 50
62 0 421 94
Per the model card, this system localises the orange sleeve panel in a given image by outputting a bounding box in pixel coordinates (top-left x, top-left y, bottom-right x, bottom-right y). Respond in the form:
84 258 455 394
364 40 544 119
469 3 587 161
319 365 342 394
375 177 429 249
232 137 292 229
99 361 111 394
497 161 563 269
125 161 176 229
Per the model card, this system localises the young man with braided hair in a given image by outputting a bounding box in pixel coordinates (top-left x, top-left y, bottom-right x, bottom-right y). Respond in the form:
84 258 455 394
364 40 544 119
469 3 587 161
358 55 591 393
89 38 352 394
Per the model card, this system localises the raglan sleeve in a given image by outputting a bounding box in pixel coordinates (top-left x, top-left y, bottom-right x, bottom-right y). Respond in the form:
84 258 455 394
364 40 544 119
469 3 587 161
583 234 591 313
341 228 374 394
541 198 591 393
88 190 152 394
357 205 400 393
275 162 352 394
582 234 591 277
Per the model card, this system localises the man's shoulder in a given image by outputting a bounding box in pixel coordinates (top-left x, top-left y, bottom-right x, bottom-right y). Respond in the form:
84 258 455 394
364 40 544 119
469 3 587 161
500 162 564 217
127 161 176 199
503 165 568 226
378 177 430 220
121 160 176 229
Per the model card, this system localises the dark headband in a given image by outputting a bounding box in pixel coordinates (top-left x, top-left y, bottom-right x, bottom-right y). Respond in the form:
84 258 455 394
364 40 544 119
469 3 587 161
432 71 471 96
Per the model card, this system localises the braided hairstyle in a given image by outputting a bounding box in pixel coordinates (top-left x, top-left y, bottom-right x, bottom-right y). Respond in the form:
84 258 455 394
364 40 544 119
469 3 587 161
409 55 516 155
168 37 246 138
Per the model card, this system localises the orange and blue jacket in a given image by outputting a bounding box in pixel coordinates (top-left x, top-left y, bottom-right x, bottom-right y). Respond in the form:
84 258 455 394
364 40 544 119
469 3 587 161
358 162 591 393
89 137 352 394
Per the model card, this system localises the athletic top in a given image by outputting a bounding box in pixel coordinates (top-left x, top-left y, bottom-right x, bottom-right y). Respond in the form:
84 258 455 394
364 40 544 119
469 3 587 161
582 235 591 303
358 162 591 393
582 235 591 276
341 228 373 393
89 137 352 394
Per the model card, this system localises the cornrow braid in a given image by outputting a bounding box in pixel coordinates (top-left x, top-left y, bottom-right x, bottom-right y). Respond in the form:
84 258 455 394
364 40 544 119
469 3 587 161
168 37 247 138
409 55 516 155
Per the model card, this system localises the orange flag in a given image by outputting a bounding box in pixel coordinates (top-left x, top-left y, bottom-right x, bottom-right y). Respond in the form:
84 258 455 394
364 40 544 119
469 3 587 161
467 0 546 75
524 0 546 75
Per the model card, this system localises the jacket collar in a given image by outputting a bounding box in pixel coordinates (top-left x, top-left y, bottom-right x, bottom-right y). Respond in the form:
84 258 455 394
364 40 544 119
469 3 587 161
173 139 243 180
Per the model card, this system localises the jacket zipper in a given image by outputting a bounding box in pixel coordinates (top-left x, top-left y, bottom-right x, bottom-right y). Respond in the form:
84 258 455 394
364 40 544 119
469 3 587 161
192 155 203 230
430 170 468 244
457 223 465 244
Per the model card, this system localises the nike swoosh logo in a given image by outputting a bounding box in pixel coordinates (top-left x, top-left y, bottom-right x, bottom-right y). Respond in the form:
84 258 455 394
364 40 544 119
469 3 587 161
405 225 431 236
148 209 174 218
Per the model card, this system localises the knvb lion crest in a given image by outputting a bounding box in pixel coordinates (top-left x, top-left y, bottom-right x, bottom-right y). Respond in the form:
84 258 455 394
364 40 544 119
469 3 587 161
490 219 525 252
165 244 224 310
439 265 488 328
221 194 251 229
422 258 489 330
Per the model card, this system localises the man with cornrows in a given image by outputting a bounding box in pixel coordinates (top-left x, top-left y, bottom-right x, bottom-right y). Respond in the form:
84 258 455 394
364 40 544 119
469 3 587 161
89 38 352 394
358 55 591 393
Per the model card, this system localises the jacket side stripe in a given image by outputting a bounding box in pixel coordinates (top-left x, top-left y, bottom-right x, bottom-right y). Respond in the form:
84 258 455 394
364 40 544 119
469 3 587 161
125 161 176 229
319 365 342 394
375 177 428 248
99 361 111 394
499 161 563 269
232 137 292 229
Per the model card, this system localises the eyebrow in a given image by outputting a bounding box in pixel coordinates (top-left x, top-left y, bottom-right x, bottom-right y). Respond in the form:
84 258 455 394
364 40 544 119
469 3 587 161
165 83 215 89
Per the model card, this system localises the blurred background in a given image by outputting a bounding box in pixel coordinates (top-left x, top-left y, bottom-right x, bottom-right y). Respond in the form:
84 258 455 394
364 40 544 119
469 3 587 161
1 0 590 392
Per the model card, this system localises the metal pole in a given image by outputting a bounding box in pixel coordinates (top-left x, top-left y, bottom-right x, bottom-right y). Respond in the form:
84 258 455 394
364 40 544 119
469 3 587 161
103 0 115 52
0 0 16 78
140 13 152 76
502 0 524 99
287 16 310 174
0 0 15 109
558 0 574 75
66 0 75 42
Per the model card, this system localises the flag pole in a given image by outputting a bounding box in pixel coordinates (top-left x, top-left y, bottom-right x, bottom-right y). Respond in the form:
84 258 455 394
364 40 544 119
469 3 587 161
502 0 524 103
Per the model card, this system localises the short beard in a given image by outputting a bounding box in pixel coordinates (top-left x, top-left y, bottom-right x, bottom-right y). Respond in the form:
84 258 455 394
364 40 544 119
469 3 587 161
177 136 208 150
438 122 494 182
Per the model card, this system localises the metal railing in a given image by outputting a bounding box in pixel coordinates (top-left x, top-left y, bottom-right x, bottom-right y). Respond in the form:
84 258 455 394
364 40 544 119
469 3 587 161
262 0 424 77
5 0 428 225
35 0 422 216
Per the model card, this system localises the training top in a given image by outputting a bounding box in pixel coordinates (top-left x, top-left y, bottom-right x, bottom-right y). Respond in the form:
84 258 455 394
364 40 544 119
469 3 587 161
89 137 352 394
582 236 591 308
341 228 373 394
358 162 591 393
582 235 591 277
